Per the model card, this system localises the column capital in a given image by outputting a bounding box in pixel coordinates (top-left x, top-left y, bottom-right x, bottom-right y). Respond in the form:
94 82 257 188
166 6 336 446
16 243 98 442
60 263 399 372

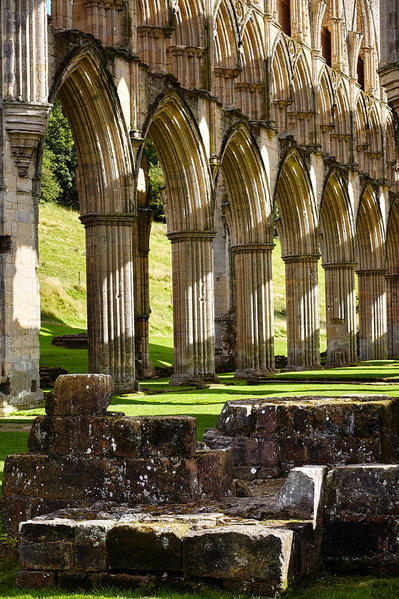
282 254 321 264
80 213 137 227
231 242 275 253
356 268 387 276
385 273 399 279
167 230 216 243
323 262 357 270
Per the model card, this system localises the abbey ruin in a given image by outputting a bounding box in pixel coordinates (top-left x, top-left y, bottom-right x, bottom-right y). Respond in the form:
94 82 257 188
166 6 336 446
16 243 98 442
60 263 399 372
1 1 399 409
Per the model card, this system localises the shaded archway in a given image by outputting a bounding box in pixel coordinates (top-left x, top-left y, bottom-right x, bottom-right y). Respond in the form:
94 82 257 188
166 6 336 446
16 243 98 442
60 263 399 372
319 172 357 366
356 186 387 360
386 201 399 357
55 46 137 392
221 124 274 378
274 149 321 370
143 93 217 385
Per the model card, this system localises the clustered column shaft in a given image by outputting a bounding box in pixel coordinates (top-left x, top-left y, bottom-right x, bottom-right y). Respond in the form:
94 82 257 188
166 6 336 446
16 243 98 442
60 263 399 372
283 255 322 370
133 209 153 379
81 214 137 392
168 231 218 385
232 243 275 378
357 269 388 360
386 274 399 358
324 263 357 366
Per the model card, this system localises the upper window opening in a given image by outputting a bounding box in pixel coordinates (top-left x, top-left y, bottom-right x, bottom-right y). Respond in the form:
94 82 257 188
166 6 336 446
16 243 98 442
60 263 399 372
321 26 332 66
278 0 291 37
357 55 365 91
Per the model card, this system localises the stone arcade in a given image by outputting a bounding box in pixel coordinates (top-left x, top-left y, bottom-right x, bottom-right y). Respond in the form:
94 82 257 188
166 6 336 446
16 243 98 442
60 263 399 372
1 1 399 410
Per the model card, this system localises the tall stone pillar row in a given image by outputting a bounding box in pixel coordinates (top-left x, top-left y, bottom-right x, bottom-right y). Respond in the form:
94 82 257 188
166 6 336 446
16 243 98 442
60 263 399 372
324 263 357 367
0 0 50 411
81 215 138 393
168 231 218 385
357 270 388 361
232 243 275 379
386 274 399 358
283 255 322 370
133 208 154 379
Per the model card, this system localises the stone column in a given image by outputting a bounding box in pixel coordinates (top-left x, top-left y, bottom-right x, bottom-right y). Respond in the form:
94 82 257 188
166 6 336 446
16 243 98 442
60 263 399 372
386 274 399 358
357 269 388 361
324 263 357 367
232 243 275 379
168 231 218 385
283 255 322 370
134 209 153 379
81 214 138 393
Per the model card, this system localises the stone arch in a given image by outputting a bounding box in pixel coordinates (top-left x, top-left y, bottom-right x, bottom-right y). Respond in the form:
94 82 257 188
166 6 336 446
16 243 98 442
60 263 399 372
214 0 240 107
367 102 383 180
270 35 293 132
236 13 265 119
143 92 217 384
386 201 399 357
319 171 357 366
169 0 206 89
354 93 369 173
274 149 321 370
290 52 313 145
50 45 137 392
333 82 351 163
136 0 169 73
318 67 335 156
354 0 378 94
356 185 387 360
220 124 274 377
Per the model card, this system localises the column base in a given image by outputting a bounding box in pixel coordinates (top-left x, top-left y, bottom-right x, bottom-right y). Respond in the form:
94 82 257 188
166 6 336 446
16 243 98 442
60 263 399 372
234 368 276 380
281 364 324 373
135 364 155 381
113 379 141 394
169 373 219 386
325 361 357 369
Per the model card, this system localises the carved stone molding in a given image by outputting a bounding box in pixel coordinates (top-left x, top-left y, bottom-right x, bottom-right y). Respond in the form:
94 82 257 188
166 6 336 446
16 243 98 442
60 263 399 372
3 103 50 177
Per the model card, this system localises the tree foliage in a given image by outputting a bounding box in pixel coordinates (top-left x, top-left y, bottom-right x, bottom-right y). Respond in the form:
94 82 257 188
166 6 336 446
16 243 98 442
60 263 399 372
41 99 78 208
146 138 165 222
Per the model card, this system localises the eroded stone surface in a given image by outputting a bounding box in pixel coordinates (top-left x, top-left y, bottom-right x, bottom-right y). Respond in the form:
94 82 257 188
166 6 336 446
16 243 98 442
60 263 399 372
47 375 113 416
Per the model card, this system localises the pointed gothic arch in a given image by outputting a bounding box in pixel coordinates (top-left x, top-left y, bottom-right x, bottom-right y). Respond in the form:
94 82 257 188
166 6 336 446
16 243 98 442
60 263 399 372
274 149 321 370
221 124 274 377
319 171 357 366
143 92 217 384
386 200 399 357
53 45 136 392
356 185 387 360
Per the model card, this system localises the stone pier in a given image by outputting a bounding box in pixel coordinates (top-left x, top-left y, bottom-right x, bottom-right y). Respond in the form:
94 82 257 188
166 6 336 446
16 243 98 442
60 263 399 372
283 255 322 371
168 231 218 385
232 243 275 378
357 269 388 361
386 273 399 358
81 215 138 393
324 263 357 367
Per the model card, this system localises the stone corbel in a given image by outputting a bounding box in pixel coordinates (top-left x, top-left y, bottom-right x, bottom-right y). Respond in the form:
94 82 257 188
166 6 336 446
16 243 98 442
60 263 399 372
4 103 50 178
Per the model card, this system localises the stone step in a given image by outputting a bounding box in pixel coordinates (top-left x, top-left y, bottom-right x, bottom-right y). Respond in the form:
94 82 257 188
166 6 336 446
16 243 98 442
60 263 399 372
16 502 319 597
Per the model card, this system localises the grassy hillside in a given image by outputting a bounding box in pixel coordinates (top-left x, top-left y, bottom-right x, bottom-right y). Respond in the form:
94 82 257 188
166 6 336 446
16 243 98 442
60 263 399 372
38 202 326 345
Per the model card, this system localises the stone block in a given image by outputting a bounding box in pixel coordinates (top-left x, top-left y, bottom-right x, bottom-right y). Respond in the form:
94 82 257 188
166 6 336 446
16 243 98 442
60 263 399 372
107 522 188 572
19 541 75 571
253 405 278 436
217 401 255 435
125 457 197 504
2 454 49 497
195 449 233 498
1 495 33 536
140 416 197 458
46 374 113 416
20 519 76 543
16 570 57 589
275 466 326 524
75 521 111 572
111 417 142 457
183 525 294 590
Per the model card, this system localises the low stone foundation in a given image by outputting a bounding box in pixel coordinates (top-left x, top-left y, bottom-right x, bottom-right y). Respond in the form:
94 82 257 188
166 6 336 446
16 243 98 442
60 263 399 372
203 396 399 479
1 375 232 536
